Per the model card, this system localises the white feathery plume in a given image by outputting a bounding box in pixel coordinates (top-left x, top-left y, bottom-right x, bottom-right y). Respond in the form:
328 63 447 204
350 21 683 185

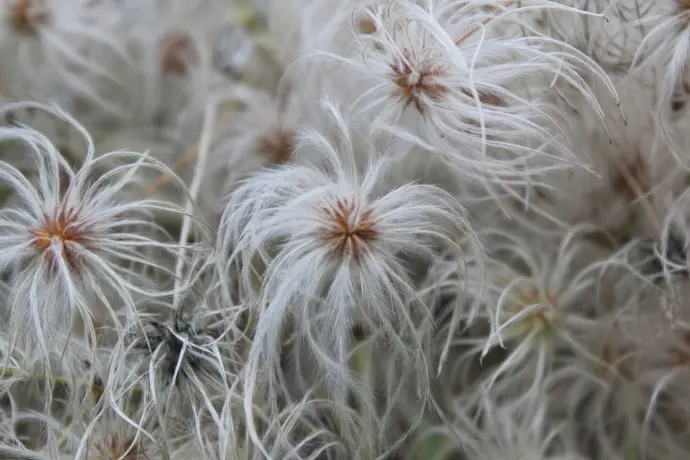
0 101 207 385
300 0 619 180
3 0 690 458
108 283 240 426
171 390 348 460
530 74 686 233
536 0 650 73
217 98 484 455
409 397 581 460
544 283 689 460
92 125 193 225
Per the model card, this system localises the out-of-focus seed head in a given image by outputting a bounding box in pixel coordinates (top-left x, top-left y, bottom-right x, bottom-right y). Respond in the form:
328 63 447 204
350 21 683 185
10 0 51 35
257 127 294 164
159 29 198 75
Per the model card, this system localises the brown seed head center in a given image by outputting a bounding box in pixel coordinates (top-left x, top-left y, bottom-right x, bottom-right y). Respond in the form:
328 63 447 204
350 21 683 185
258 127 294 164
389 53 500 112
160 30 198 75
511 287 562 332
611 155 649 200
28 207 87 266
11 0 51 34
98 437 141 460
390 55 449 112
322 197 378 261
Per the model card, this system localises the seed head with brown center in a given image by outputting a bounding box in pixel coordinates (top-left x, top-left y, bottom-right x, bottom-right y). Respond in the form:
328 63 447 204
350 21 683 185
321 197 378 262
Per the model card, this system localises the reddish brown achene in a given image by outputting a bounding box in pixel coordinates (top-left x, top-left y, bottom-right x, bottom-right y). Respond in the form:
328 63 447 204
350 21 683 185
322 197 378 262
390 53 449 112
28 206 89 267
10 0 51 34
389 52 499 113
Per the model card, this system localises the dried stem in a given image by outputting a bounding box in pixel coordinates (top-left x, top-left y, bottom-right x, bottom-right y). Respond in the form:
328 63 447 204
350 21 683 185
455 2 513 46
172 100 217 306
144 144 199 196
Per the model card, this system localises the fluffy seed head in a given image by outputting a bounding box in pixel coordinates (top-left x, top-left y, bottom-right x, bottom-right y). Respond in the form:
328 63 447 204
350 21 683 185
218 100 486 455
127 315 225 386
0 102 207 383
159 29 198 75
305 0 616 179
